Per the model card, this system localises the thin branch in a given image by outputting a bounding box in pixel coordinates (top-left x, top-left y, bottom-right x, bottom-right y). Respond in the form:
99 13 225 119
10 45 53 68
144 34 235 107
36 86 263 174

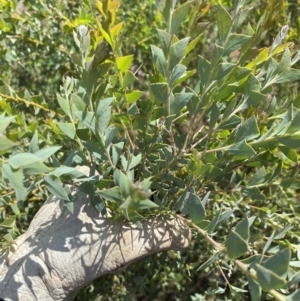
177 216 288 301
0 93 62 117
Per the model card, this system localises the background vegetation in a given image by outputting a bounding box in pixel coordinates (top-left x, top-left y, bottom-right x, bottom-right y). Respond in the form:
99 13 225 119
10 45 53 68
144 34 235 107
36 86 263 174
1 0 300 300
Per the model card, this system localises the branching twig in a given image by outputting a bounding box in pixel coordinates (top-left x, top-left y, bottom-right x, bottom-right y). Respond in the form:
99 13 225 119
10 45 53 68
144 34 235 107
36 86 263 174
0 93 62 117
177 216 287 301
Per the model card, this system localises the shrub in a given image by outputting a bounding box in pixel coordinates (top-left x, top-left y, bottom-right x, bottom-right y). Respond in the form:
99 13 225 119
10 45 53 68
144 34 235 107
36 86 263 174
1 0 300 300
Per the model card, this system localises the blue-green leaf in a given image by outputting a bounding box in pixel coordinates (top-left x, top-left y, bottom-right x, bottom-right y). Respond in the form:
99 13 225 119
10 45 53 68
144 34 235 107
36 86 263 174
57 93 70 116
151 45 167 78
150 83 168 104
263 248 290 278
157 29 172 57
171 93 193 115
97 186 123 202
169 64 187 87
224 34 251 56
44 175 70 201
170 1 192 34
169 37 190 71
216 3 232 44
198 55 211 86
57 122 76 139
227 140 256 156
8 153 43 169
255 264 286 292
235 116 260 143
181 192 205 224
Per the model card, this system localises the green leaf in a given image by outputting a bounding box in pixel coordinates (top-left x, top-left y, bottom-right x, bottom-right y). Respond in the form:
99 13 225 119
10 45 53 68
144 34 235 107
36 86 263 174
247 276 261 301
275 224 293 240
71 53 81 66
133 199 158 210
123 70 137 87
159 0 176 27
223 98 237 119
150 83 168 104
34 146 61 161
232 7 253 31
29 131 39 153
49 166 87 178
235 116 260 142
96 107 111 135
92 195 106 213
255 263 286 292
273 68 300 84
198 55 211 86
169 37 190 71
71 94 86 112
2 163 27 200
8 153 43 169
267 161 283 182
81 32 90 53
209 103 220 131
227 140 256 156
97 186 123 202
116 55 133 73
196 251 221 271
276 47 292 75
219 114 241 129
129 154 142 170
128 103 139 115
237 91 265 112
170 1 192 34
245 73 261 93
185 34 202 56
119 171 131 198
126 90 143 104
265 58 279 84
157 29 172 57
96 97 113 117
248 166 266 186
151 45 167 78
57 94 70 116
227 230 248 259
0 134 16 153
44 175 70 201
181 192 206 224
76 111 96 134
272 106 293 136
263 248 290 278
236 218 250 241
171 93 193 115
216 3 232 44
209 210 235 233
286 111 300 133
120 196 132 220
57 122 76 139
169 64 186 87
23 162 52 175
242 187 266 200
211 44 224 69
224 34 251 56
213 63 235 81
277 134 300 149
0 115 15 133
112 142 124 166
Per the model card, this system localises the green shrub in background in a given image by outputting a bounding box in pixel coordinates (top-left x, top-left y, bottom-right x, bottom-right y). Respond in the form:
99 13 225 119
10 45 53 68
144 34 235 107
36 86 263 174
1 0 300 300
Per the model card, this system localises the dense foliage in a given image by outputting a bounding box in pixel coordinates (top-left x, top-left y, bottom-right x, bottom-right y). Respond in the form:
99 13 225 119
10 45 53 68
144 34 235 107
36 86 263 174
1 0 300 300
